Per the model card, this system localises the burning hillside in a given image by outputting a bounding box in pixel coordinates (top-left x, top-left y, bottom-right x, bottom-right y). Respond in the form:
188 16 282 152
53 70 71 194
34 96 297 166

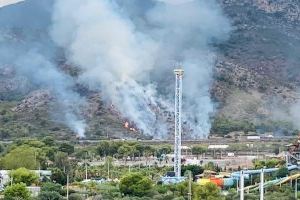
1 0 300 139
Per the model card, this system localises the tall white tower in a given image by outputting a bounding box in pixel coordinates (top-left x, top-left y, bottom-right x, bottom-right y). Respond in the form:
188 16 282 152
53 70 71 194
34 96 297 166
174 68 184 177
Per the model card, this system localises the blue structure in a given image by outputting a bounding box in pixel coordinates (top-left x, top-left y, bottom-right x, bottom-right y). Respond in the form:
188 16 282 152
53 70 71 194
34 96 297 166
161 176 186 185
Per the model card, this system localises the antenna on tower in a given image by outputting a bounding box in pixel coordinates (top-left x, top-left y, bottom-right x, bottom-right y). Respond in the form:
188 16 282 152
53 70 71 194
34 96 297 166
174 67 184 178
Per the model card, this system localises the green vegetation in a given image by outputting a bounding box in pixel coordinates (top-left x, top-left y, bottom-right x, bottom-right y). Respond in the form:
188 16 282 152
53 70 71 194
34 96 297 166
211 117 255 135
120 172 153 197
0 138 295 199
10 168 38 186
38 191 63 200
194 182 224 200
225 185 297 200
274 167 289 178
68 193 83 200
181 165 203 177
253 159 285 169
211 116 298 136
256 120 297 136
40 182 64 195
1 146 39 169
37 182 64 200
191 146 207 159
3 183 31 200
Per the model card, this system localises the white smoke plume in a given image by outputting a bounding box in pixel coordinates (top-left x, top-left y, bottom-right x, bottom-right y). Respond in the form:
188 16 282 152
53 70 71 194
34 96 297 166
269 95 300 133
14 51 87 138
0 0 87 137
51 0 231 139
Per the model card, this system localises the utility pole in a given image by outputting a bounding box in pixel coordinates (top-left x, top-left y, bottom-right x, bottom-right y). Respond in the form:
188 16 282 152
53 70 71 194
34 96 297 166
240 170 244 200
285 153 289 167
85 152 88 181
188 171 192 200
34 151 37 170
236 178 239 193
295 178 298 199
260 168 264 200
107 158 110 180
66 174 69 200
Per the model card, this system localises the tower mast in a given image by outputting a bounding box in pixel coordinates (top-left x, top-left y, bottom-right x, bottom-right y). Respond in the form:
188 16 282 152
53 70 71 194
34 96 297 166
174 68 184 177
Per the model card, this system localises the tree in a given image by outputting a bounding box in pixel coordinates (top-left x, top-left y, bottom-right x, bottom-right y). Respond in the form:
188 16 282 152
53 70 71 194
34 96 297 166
96 141 111 157
1 146 38 169
143 145 155 165
265 186 295 200
42 146 57 162
181 165 203 178
51 168 67 185
211 117 255 135
253 159 281 169
10 168 38 186
120 172 153 197
42 136 56 146
74 149 89 160
274 167 288 178
134 143 144 159
54 151 70 170
156 145 172 157
118 145 133 163
0 128 11 139
0 143 5 154
204 162 220 172
3 183 31 200
59 143 75 155
21 140 45 148
191 146 206 159
193 182 223 200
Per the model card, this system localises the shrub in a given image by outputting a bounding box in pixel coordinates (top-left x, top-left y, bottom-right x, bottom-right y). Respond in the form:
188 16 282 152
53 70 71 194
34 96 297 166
4 183 31 200
38 191 63 200
120 172 153 197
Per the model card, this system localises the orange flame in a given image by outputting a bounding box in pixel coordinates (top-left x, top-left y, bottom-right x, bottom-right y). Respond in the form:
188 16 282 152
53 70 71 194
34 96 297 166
124 121 137 132
124 121 129 129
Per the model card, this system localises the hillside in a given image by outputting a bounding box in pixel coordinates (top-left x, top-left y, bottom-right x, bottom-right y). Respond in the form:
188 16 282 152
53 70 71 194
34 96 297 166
1 0 300 139
212 0 300 135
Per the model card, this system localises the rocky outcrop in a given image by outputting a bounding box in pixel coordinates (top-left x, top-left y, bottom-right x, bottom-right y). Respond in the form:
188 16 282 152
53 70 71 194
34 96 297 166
12 90 52 112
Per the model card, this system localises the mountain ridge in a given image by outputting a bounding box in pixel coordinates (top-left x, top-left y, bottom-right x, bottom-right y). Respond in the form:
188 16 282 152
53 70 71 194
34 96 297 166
1 0 300 139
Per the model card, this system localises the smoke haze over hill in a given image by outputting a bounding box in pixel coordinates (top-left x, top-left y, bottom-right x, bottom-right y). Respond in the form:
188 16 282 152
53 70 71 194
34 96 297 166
2 0 300 138
0 0 87 137
51 0 231 138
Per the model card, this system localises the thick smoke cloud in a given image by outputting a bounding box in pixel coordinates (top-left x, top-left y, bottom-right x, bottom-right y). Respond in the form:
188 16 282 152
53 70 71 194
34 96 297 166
0 0 86 137
51 0 163 137
51 0 231 138
145 0 231 137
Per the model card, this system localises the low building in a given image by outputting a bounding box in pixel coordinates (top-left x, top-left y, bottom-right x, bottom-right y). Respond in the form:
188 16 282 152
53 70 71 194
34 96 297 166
246 136 261 140
208 145 229 149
